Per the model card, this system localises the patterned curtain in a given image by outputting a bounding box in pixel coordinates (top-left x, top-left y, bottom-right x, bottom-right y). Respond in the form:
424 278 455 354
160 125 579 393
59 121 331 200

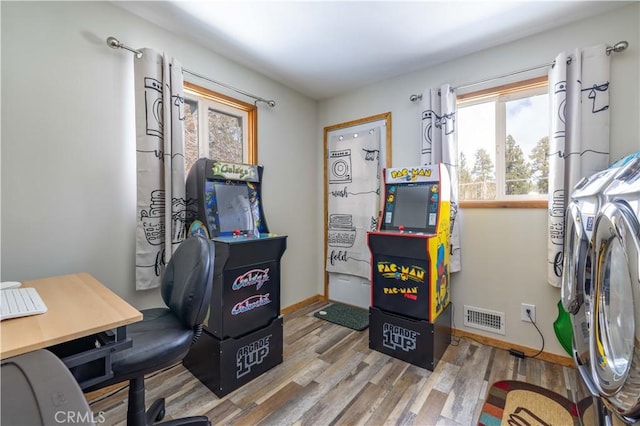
326 128 381 279
547 45 611 287
134 49 187 290
420 84 461 272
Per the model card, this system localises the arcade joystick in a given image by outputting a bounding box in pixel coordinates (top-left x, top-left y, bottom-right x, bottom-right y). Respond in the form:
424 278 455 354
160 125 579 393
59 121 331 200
233 229 241 237
398 225 405 232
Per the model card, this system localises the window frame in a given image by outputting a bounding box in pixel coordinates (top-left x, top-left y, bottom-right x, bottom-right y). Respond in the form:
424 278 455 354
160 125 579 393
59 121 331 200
183 81 258 165
456 76 548 209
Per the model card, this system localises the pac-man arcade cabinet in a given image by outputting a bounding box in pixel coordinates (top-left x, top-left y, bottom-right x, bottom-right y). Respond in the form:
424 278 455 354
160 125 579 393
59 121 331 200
183 158 286 397
367 164 452 371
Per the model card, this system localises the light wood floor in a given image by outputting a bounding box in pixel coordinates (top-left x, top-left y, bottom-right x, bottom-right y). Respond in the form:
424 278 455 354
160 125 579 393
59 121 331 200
87 301 586 426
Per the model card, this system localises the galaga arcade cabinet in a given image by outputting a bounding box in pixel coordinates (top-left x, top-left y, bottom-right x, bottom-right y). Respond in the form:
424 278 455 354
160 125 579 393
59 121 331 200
182 158 287 397
367 164 452 371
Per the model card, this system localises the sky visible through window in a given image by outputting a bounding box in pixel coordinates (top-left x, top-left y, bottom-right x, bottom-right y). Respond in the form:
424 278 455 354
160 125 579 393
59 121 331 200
506 94 548 157
458 102 495 164
458 94 548 169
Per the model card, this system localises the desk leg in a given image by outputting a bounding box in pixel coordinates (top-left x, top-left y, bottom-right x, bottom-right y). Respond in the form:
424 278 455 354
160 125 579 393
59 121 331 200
115 326 127 342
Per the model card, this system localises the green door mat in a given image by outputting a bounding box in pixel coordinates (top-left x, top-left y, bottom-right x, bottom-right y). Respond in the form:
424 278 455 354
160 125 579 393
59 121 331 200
314 303 369 331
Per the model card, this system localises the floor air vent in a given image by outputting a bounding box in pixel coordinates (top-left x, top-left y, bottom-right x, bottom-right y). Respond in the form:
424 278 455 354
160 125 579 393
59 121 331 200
463 305 505 335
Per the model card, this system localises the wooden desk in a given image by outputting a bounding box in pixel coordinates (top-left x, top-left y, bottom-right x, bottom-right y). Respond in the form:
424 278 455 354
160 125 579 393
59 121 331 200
1 273 142 360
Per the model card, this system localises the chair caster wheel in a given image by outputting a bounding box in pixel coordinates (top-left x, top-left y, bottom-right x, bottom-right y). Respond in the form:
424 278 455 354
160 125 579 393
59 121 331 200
147 398 166 424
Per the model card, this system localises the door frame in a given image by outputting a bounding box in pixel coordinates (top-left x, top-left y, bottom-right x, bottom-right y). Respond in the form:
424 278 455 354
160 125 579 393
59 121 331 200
322 112 392 301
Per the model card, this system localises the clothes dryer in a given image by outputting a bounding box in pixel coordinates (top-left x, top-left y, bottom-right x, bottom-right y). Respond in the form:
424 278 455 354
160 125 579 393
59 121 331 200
562 165 625 424
589 157 640 423
562 153 638 315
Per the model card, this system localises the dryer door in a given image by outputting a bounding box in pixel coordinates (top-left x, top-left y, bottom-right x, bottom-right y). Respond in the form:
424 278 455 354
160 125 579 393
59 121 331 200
562 202 588 314
590 201 640 419
562 202 592 368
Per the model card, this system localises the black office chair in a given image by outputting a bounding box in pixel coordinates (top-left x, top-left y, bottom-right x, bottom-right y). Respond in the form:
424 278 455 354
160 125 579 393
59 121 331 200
86 236 215 426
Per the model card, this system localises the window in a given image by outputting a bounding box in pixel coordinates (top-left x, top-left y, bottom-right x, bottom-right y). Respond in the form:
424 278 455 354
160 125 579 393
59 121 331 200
183 82 257 174
457 77 549 207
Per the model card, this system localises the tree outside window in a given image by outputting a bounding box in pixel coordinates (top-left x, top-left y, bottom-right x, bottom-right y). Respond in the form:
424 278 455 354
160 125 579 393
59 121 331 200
183 82 257 175
457 77 549 205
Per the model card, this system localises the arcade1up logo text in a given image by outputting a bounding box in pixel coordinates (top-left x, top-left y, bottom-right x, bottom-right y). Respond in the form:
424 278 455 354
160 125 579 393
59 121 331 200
236 334 271 378
383 323 419 352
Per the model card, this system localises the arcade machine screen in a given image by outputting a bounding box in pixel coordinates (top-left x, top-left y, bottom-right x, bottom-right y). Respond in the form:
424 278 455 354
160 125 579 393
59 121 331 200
205 180 254 235
390 183 435 233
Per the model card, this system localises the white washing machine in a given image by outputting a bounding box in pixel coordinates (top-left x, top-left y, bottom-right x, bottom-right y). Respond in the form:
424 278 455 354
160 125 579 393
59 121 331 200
589 156 640 423
562 165 625 424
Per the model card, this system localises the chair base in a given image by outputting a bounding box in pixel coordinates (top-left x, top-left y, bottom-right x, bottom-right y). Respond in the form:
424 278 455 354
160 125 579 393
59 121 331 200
127 377 210 426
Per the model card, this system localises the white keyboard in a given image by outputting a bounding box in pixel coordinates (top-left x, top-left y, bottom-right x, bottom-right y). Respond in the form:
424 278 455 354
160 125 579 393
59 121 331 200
1 287 48 320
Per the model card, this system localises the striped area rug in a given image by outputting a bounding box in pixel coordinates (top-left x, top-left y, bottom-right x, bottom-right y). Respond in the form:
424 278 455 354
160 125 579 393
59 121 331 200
478 380 581 426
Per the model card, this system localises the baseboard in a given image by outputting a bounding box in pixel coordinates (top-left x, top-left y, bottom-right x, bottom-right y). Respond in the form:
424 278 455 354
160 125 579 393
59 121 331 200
281 294 325 315
452 328 574 367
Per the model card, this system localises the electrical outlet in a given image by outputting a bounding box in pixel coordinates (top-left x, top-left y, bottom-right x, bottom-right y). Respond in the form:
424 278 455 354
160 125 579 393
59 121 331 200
521 303 536 323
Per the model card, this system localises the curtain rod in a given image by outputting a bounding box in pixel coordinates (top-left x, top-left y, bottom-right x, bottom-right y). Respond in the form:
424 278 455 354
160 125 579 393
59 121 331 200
409 40 629 102
106 36 276 108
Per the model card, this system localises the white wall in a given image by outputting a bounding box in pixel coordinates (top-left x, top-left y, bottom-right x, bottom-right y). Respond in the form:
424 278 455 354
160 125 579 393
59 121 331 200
0 1 319 310
317 3 640 356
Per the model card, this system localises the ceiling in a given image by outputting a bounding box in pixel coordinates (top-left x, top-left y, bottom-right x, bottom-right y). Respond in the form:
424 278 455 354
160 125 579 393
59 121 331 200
115 1 630 100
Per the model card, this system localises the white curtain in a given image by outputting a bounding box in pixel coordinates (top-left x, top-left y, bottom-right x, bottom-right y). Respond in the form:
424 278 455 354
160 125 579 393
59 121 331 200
420 84 461 272
326 128 381 279
547 45 611 287
134 49 187 290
